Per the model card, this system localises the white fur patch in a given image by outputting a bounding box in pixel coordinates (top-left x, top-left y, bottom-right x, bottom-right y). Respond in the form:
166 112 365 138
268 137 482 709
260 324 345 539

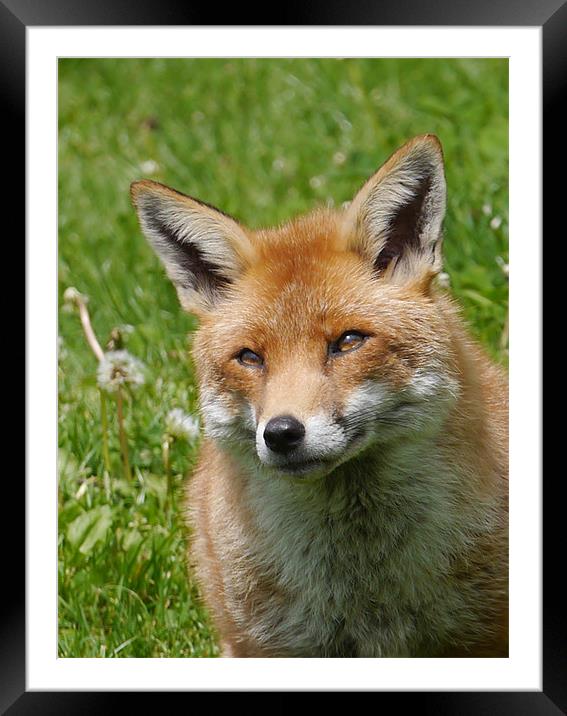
199 387 237 440
304 413 348 457
342 379 395 418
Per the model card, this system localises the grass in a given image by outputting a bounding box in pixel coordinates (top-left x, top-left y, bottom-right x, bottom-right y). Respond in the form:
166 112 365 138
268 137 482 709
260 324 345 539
58 58 508 658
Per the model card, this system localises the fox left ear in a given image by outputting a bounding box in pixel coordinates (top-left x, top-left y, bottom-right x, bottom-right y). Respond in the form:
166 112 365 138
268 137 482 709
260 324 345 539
344 135 446 286
131 180 254 315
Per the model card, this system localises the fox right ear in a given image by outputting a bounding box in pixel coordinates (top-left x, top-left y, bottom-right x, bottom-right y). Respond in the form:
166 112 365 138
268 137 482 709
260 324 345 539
131 180 254 315
344 135 446 286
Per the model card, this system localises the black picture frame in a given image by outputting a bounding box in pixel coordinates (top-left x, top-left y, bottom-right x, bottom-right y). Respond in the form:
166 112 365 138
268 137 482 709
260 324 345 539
9 0 557 711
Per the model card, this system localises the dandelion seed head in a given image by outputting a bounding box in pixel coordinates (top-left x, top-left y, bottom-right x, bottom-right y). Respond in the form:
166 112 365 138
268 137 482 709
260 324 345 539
140 159 159 175
97 350 145 393
139 448 153 465
165 409 200 441
490 216 502 230
333 151 347 166
63 286 86 306
437 272 451 289
117 324 134 335
309 176 325 190
482 203 492 216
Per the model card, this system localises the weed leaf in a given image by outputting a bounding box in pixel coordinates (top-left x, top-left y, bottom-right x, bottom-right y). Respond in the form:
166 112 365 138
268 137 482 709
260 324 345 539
67 505 113 554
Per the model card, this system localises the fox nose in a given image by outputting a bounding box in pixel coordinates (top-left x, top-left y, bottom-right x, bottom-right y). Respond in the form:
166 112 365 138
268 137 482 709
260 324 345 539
264 415 305 454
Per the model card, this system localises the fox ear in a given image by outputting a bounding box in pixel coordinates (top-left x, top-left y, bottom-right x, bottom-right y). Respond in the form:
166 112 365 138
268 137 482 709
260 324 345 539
131 180 254 314
344 135 446 285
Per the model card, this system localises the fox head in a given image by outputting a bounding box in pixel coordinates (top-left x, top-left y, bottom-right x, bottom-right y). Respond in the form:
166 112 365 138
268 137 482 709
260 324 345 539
132 135 460 478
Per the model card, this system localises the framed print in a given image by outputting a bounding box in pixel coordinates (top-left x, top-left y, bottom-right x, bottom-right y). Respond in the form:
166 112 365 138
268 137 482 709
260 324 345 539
8 0 559 710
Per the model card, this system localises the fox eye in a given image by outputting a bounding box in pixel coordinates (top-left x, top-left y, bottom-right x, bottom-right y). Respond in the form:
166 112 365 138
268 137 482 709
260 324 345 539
329 331 368 356
236 348 264 368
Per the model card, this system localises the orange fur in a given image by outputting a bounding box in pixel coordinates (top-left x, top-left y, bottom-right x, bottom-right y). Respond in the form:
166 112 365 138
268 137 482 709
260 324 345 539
132 135 508 658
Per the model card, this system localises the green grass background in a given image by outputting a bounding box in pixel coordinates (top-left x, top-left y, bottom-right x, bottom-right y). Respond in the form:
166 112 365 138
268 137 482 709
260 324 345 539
58 58 508 658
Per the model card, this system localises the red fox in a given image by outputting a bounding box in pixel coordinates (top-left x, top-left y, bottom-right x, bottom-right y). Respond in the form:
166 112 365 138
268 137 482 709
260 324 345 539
131 135 508 657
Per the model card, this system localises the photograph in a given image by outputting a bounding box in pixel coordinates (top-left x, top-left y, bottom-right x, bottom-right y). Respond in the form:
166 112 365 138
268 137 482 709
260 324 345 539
57 57 509 659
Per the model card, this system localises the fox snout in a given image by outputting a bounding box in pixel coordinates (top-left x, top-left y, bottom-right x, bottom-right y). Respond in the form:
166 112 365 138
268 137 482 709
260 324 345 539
263 415 306 454
255 408 353 476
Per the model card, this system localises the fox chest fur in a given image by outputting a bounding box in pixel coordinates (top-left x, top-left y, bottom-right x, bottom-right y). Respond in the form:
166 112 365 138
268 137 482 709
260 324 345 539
189 424 507 658
132 134 509 657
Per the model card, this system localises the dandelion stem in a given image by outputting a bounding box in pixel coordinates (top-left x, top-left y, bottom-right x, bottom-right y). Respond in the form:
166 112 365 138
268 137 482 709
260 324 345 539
162 436 171 477
100 390 112 475
162 435 173 506
71 291 104 362
116 386 132 481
